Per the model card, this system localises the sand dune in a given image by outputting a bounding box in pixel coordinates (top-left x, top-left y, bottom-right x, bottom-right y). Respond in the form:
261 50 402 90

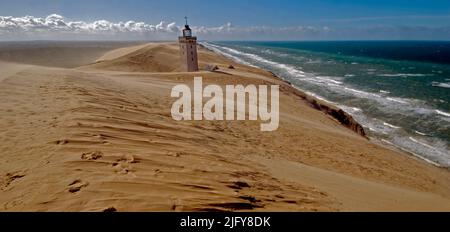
1 42 450 212
81 43 249 73
0 41 144 68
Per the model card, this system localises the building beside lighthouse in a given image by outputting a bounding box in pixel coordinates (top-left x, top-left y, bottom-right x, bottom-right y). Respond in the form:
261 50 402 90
179 17 199 72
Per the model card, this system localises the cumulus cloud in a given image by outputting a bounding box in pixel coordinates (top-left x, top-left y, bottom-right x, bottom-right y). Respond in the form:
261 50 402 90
0 14 181 40
0 14 449 41
0 14 334 40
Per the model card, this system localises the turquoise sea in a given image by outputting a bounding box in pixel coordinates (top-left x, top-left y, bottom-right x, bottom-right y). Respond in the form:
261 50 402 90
202 41 450 168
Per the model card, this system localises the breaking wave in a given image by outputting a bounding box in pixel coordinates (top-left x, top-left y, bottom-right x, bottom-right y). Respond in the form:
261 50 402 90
432 81 450 89
379 73 430 77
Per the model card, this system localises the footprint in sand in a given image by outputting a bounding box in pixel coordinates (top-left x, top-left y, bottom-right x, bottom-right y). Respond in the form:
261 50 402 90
112 154 139 175
55 139 69 145
227 181 251 190
1 172 26 190
81 151 103 160
67 179 89 193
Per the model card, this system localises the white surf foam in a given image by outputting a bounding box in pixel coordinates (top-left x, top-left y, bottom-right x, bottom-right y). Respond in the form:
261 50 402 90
204 42 450 167
432 82 450 89
398 147 442 167
211 44 306 78
379 73 429 77
338 105 362 114
228 50 445 123
409 137 438 151
414 130 428 136
386 97 409 104
383 122 401 129
260 49 289 57
200 42 255 67
436 110 450 117
315 76 343 85
206 43 423 112
303 90 335 104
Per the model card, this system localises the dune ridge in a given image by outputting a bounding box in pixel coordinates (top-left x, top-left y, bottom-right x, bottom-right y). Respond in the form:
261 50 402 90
1 42 450 212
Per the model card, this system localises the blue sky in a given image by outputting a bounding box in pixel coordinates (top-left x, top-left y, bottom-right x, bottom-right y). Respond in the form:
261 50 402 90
1 0 450 40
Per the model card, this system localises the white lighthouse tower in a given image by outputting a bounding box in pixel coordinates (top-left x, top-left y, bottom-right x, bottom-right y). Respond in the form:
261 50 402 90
179 17 199 72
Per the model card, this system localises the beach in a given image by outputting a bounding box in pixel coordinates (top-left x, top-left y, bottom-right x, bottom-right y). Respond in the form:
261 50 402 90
1 41 450 212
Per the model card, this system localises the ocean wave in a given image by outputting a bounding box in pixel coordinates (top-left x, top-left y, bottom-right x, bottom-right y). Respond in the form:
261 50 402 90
379 73 429 77
207 43 412 110
338 107 396 135
210 43 306 78
397 147 442 167
436 110 450 117
338 105 362 114
344 87 377 96
390 136 448 167
383 122 401 129
386 97 409 104
415 130 428 136
260 49 289 57
205 42 450 167
347 105 449 167
432 81 450 89
200 42 255 67
305 60 322 64
212 43 438 118
340 87 408 104
314 76 343 85
409 137 439 151
303 91 335 104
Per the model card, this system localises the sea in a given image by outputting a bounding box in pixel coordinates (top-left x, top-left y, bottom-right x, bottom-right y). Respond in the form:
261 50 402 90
201 41 450 168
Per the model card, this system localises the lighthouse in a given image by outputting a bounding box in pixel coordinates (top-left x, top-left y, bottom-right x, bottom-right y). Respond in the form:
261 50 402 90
179 17 199 72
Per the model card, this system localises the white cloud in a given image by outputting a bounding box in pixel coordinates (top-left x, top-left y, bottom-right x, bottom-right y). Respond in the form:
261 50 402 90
0 14 333 40
0 14 181 40
0 14 179 33
0 14 449 41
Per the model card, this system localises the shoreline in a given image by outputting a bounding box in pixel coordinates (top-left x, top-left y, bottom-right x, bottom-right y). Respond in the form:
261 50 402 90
199 42 367 137
199 42 448 170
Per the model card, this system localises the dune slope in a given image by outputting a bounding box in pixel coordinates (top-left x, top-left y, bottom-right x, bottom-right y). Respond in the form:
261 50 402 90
1 42 450 212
